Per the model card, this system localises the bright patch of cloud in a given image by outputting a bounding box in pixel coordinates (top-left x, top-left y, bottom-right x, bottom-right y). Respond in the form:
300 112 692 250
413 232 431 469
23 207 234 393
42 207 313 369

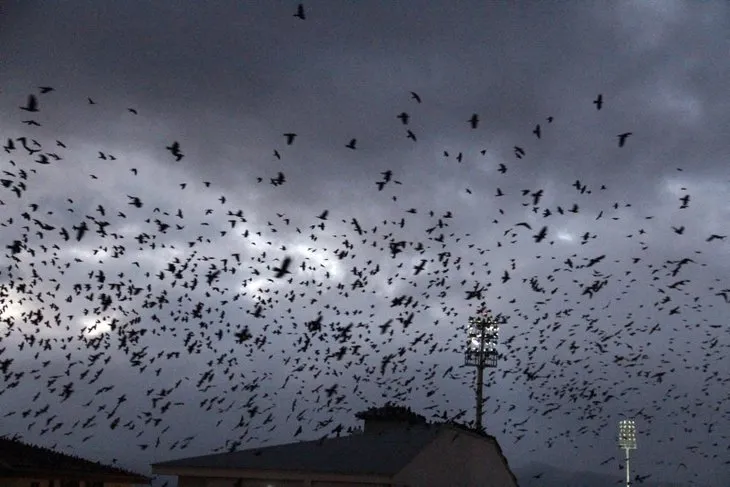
79 315 114 337
293 244 343 280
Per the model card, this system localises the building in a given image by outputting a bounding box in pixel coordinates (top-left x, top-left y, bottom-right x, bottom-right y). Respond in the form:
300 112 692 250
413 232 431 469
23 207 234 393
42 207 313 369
0 435 151 487
151 404 519 487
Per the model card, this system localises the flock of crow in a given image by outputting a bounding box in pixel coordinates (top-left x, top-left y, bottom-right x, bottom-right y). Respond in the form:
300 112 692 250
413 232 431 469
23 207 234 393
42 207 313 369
1 79 728 487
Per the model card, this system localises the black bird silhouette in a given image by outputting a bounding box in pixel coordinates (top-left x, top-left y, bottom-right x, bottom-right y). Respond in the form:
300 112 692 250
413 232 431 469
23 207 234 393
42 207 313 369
533 124 541 139
594 94 603 110
346 139 357 150
270 172 286 186
73 221 89 241
39 86 54 94
20 95 39 112
317 210 329 220
294 4 306 20
273 257 293 278
166 141 183 161
533 226 548 243
679 194 690 208
468 114 479 129
127 195 143 208
501 270 510 283
617 132 632 147
397 112 409 125
284 133 297 145
410 91 421 103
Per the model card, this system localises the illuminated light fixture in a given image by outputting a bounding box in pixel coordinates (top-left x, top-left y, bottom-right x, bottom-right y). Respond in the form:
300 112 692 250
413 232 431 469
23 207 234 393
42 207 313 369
463 307 501 432
619 419 637 487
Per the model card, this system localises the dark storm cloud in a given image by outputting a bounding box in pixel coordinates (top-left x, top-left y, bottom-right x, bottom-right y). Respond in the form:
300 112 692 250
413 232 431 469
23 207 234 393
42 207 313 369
2 1 730 486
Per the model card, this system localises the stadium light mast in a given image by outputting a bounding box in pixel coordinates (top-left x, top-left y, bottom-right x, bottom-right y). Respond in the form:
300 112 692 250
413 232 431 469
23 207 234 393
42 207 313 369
464 307 500 433
619 419 637 487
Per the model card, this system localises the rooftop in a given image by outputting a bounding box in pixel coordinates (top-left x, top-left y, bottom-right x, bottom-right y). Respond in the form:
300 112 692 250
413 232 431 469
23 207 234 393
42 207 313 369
153 404 520 486
153 424 440 476
0 435 151 484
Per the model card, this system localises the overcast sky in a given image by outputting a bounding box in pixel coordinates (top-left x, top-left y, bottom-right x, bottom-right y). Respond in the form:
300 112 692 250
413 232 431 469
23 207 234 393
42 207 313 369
1 1 729 486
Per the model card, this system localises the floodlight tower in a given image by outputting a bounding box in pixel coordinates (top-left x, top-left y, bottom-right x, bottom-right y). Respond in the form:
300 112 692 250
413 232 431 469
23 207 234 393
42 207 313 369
618 419 637 487
464 307 500 433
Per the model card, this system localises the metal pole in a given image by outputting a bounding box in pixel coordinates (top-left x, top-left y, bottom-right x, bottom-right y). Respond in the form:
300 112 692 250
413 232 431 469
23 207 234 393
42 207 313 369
625 447 630 487
475 323 486 432
466 309 499 433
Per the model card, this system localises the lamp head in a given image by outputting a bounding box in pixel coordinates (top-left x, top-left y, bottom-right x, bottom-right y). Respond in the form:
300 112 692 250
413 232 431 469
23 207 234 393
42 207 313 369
618 419 637 450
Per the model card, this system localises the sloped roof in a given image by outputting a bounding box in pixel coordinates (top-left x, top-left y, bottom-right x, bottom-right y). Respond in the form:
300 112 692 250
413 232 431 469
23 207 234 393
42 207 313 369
152 424 442 476
0 435 151 484
152 420 519 486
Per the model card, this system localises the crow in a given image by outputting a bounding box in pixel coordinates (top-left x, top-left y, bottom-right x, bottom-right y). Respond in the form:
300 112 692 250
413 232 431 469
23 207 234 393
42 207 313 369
594 93 603 110
20 95 39 112
284 133 297 145
468 114 479 129
273 257 292 278
617 132 632 147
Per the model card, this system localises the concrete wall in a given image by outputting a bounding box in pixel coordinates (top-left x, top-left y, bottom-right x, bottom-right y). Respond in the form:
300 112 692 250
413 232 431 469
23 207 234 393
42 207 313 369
394 430 518 487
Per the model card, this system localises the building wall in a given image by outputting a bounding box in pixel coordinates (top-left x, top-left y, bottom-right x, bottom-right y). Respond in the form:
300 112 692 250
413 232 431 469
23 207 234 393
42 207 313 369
0 478 40 487
186 476 395 487
393 430 518 487
184 477 304 487
178 477 207 487
0 480 133 487
310 482 392 487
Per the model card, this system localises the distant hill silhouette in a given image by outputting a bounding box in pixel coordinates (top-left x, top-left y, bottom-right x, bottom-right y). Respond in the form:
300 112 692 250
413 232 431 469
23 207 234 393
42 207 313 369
513 462 694 487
